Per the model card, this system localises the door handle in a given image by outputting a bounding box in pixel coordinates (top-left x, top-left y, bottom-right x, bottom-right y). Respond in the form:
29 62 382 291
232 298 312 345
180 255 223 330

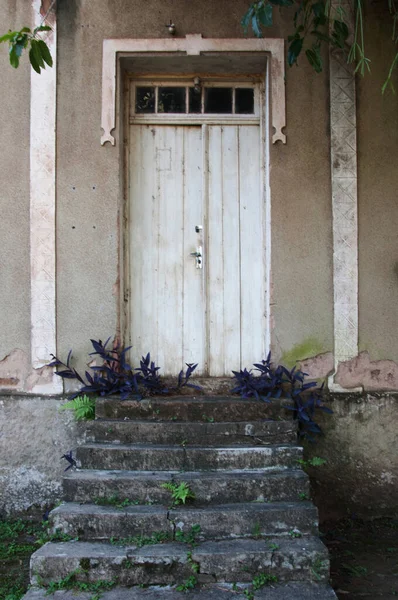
190 246 203 269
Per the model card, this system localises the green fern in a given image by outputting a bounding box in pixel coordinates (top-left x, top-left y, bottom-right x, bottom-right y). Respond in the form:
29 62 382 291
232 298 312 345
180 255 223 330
161 482 195 505
59 395 95 421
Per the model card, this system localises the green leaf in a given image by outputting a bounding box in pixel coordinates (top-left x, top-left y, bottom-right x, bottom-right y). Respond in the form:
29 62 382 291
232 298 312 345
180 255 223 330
306 46 323 72
31 39 45 69
34 25 52 33
251 14 263 37
14 43 25 59
37 39 53 67
257 4 273 26
288 37 303 66
241 7 254 32
0 31 16 43
269 0 294 6
311 30 331 43
9 45 19 68
59 395 95 421
332 19 349 48
312 1 326 19
20 27 31 33
29 46 41 73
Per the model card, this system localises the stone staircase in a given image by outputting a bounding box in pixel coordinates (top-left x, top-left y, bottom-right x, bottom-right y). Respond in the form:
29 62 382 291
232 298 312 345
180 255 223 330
23 397 337 599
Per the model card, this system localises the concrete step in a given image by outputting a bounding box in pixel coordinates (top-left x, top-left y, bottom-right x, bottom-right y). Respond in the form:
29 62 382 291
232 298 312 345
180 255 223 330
95 397 288 422
23 583 338 600
30 537 329 587
49 501 318 541
76 444 302 471
85 419 297 446
63 468 310 505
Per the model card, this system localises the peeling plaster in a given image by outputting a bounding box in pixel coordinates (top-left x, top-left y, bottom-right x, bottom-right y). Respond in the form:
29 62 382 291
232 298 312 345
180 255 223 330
335 351 398 391
298 352 334 380
0 349 59 394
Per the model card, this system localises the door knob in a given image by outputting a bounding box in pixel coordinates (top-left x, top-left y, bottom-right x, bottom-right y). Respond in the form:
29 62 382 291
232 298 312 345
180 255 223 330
190 246 203 269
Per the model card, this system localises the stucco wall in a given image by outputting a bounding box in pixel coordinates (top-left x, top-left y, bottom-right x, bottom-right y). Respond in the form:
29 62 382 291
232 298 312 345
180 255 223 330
0 1 31 369
54 0 334 377
357 2 398 364
305 393 398 521
1 1 398 387
0 396 83 516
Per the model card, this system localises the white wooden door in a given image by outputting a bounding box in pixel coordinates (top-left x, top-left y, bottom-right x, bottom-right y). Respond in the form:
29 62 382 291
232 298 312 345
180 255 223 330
129 123 266 376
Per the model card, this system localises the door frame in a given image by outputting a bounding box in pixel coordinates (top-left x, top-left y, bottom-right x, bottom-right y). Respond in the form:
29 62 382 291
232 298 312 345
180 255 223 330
123 71 271 371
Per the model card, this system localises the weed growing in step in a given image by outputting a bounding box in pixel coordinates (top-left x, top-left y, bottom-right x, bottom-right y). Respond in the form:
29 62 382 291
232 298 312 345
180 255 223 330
252 573 278 589
94 495 152 508
109 531 171 547
49 338 200 399
59 394 95 421
298 492 310 500
267 542 279 551
243 573 278 599
201 414 214 423
186 551 200 573
231 351 332 440
176 575 198 592
311 557 328 581
252 522 262 539
0 518 74 599
298 457 327 469
44 569 117 599
288 529 302 538
175 524 201 545
161 482 195 505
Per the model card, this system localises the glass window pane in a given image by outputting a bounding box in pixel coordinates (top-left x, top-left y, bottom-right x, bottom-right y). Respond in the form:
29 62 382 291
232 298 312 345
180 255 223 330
205 88 232 113
135 87 155 113
235 88 255 114
189 87 202 113
158 87 186 113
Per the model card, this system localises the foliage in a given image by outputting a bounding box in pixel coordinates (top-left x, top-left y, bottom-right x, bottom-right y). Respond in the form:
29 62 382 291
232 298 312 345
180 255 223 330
48 337 200 400
161 482 195 505
94 495 140 509
252 572 278 589
298 456 327 467
175 524 202 545
175 576 198 592
110 531 171 546
244 0 398 91
0 26 52 73
186 551 200 573
0 519 75 600
44 569 117 596
59 394 95 421
231 352 332 440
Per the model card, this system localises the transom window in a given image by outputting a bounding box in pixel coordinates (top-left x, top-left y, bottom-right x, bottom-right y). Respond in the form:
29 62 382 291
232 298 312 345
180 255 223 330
133 83 257 116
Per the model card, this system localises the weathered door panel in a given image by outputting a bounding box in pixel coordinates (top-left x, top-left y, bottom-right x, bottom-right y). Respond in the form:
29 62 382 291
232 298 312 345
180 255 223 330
129 125 205 374
129 123 265 376
207 125 265 375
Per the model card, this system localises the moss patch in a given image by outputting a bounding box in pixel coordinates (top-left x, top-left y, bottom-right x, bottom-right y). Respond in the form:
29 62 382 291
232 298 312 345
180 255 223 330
281 338 326 368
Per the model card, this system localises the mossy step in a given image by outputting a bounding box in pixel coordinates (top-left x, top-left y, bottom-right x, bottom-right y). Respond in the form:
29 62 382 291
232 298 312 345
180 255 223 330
95 397 289 422
85 419 297 446
30 537 329 587
76 443 302 471
24 583 338 600
63 468 309 505
49 501 318 541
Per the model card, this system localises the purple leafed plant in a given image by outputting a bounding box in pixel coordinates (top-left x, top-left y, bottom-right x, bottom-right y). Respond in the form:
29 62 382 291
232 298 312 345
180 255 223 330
231 352 332 441
48 337 201 400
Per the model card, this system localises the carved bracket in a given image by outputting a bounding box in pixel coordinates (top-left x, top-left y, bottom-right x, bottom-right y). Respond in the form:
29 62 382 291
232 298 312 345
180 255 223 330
101 34 286 145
